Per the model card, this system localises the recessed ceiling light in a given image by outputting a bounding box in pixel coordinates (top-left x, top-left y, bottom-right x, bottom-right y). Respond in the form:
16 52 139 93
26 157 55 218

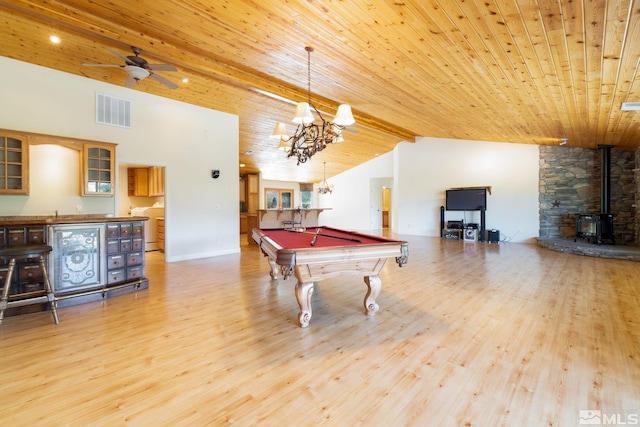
244 150 254 155
239 163 246 167
181 77 189 83
49 35 61 44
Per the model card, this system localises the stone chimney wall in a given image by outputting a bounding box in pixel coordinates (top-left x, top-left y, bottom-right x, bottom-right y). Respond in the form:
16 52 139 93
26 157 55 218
539 145 636 244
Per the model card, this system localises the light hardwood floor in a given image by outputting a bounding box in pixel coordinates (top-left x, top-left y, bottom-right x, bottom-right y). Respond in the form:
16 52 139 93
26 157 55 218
1 235 639 426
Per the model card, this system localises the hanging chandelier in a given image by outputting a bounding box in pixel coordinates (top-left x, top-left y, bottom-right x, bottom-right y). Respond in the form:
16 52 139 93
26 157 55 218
271 46 355 165
317 162 334 194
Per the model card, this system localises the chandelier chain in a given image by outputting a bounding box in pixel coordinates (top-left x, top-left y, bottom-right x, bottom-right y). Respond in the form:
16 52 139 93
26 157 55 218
307 47 312 104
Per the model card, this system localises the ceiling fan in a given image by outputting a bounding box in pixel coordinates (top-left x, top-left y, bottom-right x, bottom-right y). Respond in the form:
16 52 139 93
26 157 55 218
83 46 179 89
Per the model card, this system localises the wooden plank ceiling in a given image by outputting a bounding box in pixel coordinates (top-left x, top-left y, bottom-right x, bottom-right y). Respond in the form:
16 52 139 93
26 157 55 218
1 0 639 183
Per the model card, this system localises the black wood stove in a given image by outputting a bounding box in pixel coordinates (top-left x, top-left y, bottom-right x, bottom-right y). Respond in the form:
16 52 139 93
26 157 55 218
574 145 615 245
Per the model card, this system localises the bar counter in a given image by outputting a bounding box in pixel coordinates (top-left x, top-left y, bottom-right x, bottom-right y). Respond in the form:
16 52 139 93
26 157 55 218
0 215 149 318
0 214 134 225
246 208 330 245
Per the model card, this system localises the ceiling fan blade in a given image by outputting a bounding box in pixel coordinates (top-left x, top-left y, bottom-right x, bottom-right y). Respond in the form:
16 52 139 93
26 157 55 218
149 73 179 89
124 75 137 87
82 63 121 67
108 49 130 62
148 63 178 72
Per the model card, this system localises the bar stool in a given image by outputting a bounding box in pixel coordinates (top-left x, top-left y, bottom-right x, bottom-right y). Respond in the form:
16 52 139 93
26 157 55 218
0 244 59 325
283 209 303 230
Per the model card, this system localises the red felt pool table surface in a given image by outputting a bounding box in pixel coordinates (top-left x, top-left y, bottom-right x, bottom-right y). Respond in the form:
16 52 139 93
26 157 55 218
257 226 397 248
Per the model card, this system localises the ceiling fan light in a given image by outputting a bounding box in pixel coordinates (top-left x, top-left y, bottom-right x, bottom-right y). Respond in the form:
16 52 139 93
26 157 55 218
292 102 314 124
333 104 355 126
124 65 150 80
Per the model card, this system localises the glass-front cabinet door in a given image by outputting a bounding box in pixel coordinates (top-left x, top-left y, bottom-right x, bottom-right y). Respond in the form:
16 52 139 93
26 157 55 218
48 223 106 294
82 143 115 196
0 134 29 195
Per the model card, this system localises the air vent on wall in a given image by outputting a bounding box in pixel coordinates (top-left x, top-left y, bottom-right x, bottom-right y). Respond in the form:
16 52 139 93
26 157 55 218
96 93 131 128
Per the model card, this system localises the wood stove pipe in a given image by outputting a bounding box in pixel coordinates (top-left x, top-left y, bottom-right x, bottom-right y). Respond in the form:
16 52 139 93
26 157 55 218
599 144 613 214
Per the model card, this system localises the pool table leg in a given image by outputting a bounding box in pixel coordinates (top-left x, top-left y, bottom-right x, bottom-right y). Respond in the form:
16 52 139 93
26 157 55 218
267 258 279 279
363 275 381 315
295 281 314 327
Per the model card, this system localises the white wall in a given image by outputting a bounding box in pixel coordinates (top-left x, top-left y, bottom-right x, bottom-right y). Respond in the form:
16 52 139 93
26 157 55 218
0 144 114 216
395 137 539 242
318 154 394 231
319 137 539 243
0 57 239 261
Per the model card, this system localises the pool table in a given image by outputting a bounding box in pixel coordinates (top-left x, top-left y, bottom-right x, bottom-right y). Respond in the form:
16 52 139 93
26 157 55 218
252 226 409 327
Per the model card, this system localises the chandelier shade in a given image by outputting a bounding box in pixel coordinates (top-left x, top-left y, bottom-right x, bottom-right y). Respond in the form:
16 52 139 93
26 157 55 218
293 102 315 124
272 122 290 149
333 104 355 126
271 46 356 165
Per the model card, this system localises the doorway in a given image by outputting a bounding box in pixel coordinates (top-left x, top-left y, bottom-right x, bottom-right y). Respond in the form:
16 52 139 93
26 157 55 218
117 163 166 261
370 177 393 231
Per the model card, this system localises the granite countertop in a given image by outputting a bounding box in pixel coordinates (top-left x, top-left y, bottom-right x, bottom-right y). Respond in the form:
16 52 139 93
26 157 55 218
0 215 149 225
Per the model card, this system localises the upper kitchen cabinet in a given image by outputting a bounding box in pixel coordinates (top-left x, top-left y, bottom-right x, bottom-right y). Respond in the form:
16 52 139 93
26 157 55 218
81 143 115 196
148 166 165 197
0 133 29 195
128 166 164 197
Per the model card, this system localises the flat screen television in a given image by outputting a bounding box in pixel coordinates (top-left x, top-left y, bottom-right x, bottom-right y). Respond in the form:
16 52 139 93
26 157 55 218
446 188 487 211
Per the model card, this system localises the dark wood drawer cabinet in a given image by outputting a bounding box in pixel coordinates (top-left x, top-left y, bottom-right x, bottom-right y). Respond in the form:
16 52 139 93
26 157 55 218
27 227 45 244
0 225 48 315
107 269 125 285
107 254 126 270
106 221 145 287
120 239 132 252
6 227 27 245
132 238 143 251
127 265 143 281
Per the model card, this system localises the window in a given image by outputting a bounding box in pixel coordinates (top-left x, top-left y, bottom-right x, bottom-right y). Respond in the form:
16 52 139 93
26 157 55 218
300 190 312 209
265 188 294 209
299 183 313 209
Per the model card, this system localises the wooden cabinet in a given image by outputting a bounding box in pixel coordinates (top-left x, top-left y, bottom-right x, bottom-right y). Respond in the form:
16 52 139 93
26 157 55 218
128 168 148 196
0 134 29 195
246 174 259 214
81 143 115 196
239 214 247 234
157 217 165 252
148 166 164 197
128 167 164 197
246 215 258 245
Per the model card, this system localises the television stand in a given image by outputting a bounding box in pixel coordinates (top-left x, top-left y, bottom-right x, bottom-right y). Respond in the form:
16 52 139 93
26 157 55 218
439 206 486 241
